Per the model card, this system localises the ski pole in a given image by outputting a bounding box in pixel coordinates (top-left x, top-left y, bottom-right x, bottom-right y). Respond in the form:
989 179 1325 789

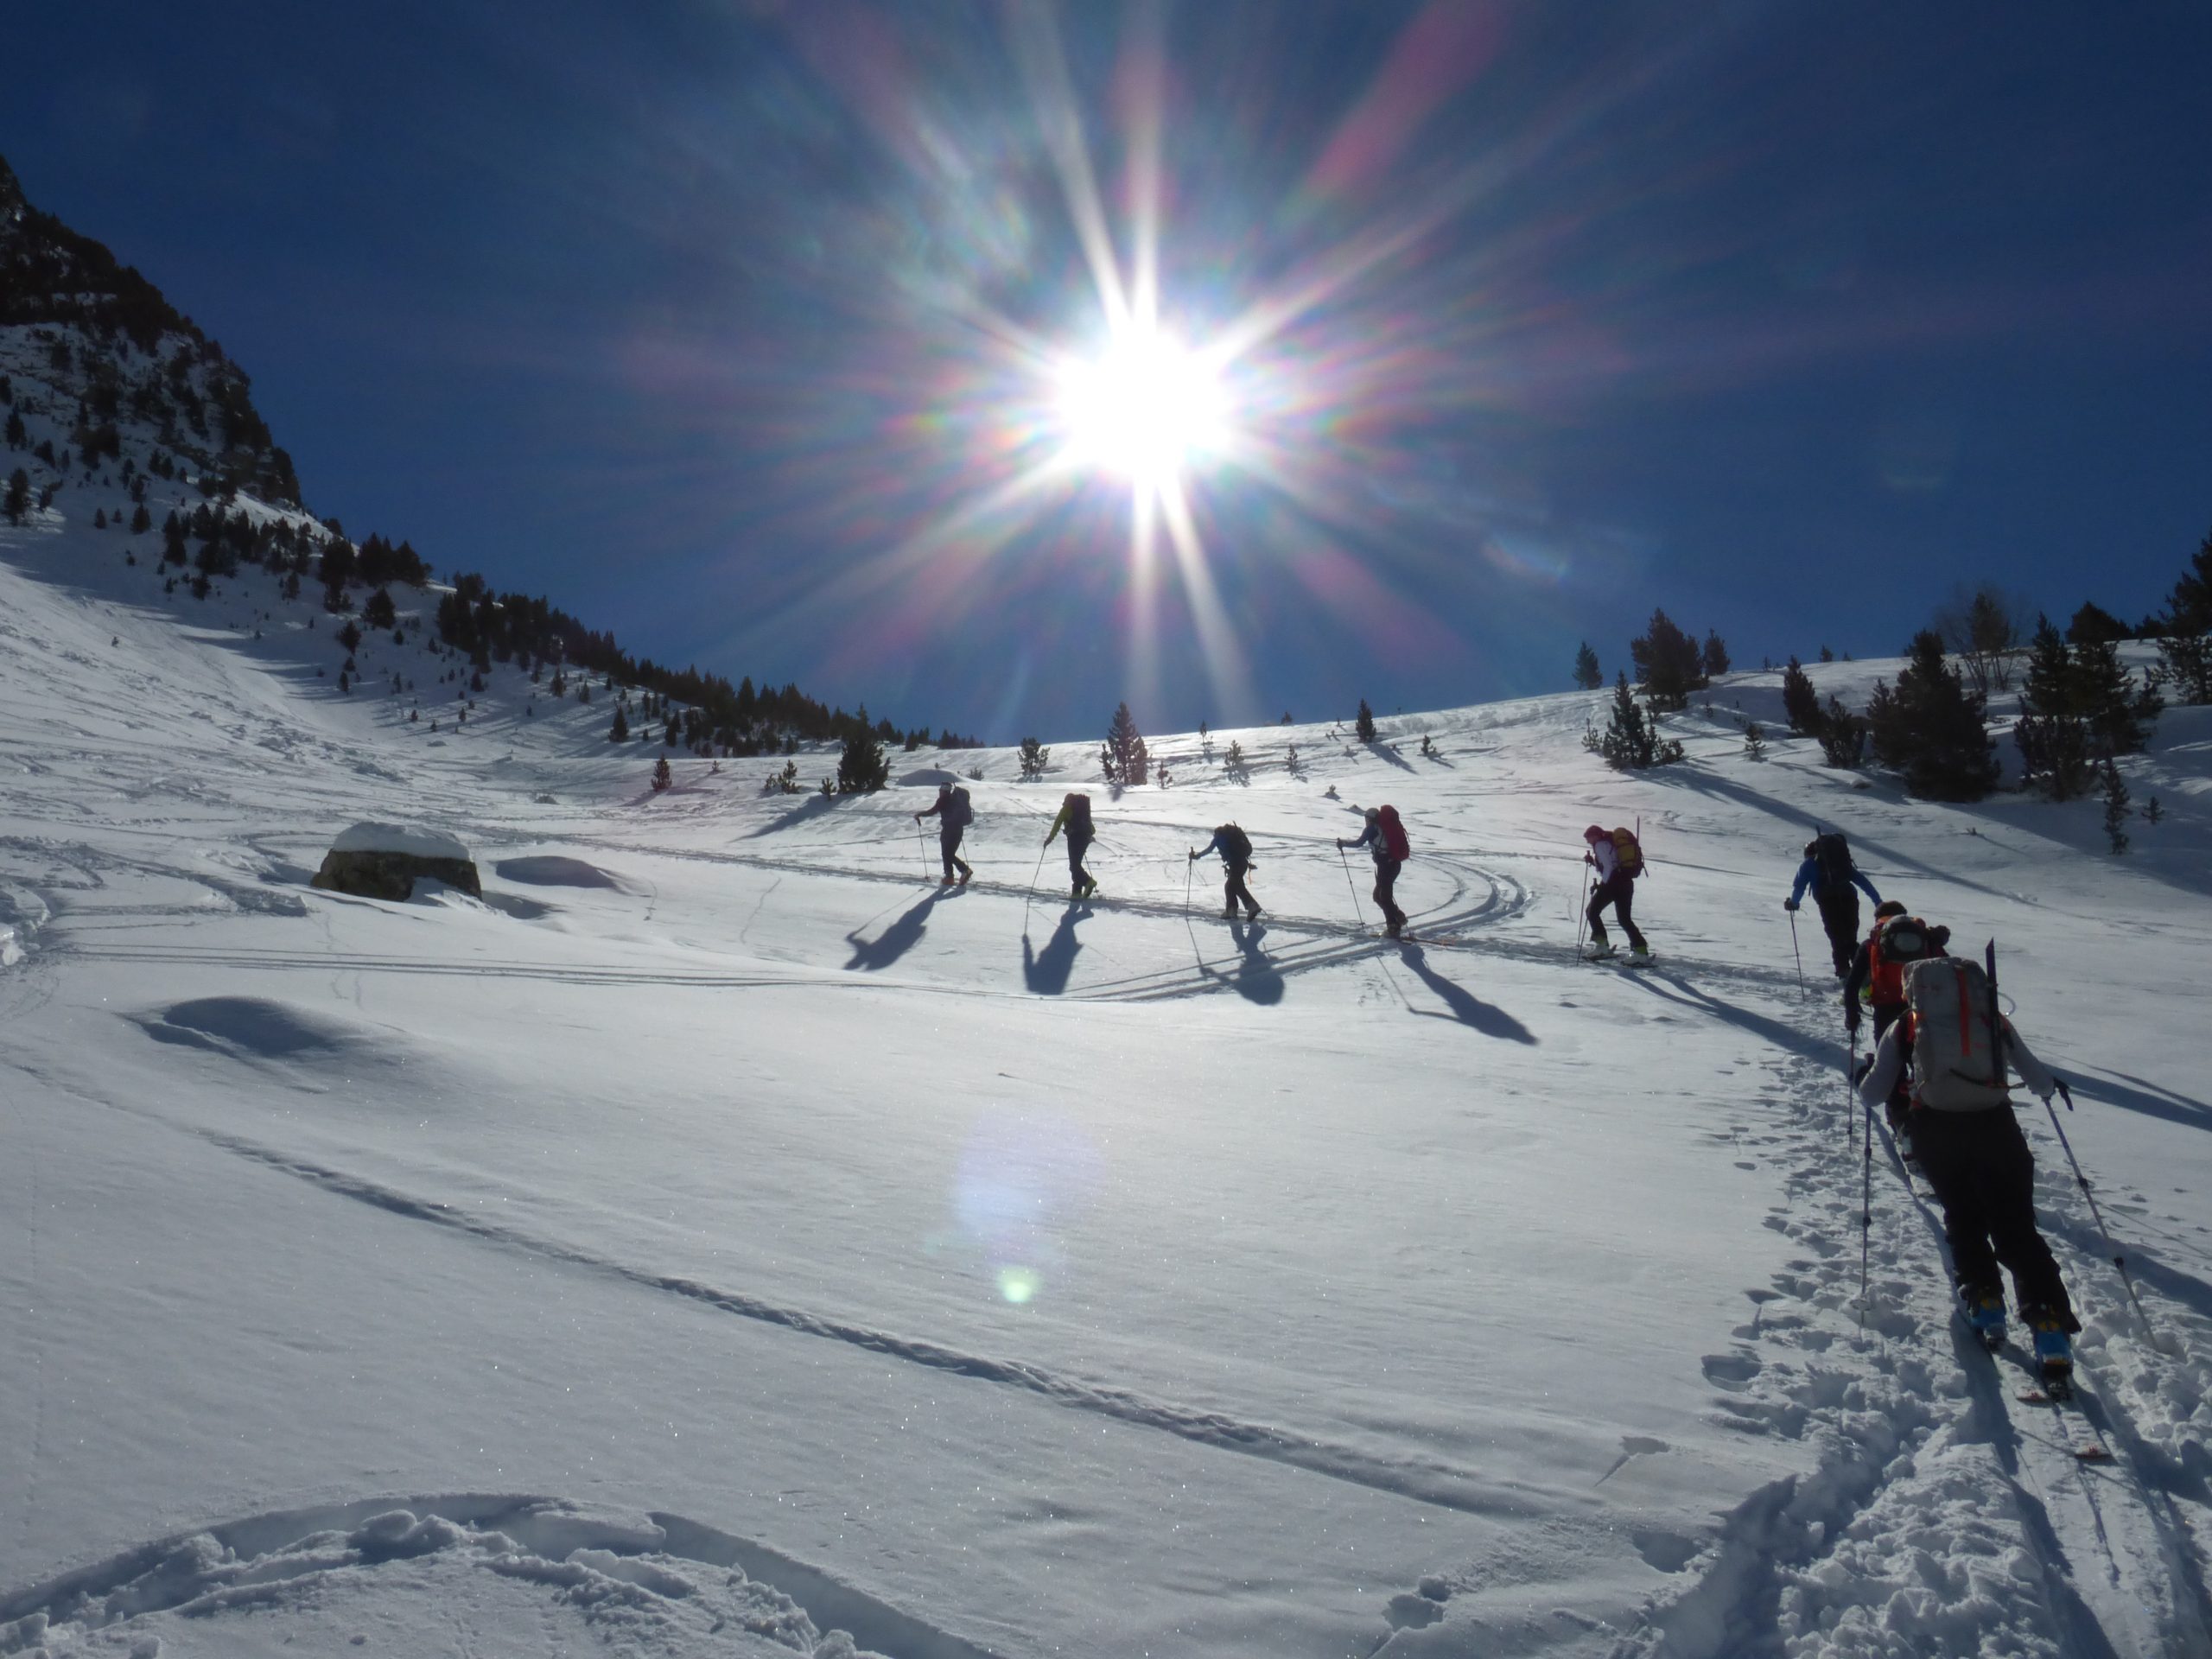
2042 1078 2162 1347
1788 909 1805 992
1022 841 1048 932
1859 1091 1874 1326
917 823 933 884
1847 1023 1858 1140
1338 846 1366 929
1574 863 1590 957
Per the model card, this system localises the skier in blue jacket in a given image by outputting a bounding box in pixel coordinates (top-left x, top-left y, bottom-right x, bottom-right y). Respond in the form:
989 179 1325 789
1785 831 1880 979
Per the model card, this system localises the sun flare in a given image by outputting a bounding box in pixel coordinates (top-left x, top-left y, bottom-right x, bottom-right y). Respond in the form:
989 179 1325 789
1055 325 1230 491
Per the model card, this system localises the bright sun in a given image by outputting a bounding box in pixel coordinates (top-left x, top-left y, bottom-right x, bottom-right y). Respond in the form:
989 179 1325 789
1055 325 1229 491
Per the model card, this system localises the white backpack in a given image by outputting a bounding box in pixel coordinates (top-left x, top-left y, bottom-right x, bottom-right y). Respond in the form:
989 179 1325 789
1904 957 2011 1110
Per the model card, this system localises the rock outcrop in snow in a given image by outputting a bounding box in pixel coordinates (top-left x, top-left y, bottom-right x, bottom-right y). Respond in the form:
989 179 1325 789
312 821 480 900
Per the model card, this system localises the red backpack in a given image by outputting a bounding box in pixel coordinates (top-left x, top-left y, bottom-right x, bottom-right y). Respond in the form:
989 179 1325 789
1377 805 1410 861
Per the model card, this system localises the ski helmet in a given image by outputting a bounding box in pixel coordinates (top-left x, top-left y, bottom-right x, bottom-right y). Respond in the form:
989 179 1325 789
1364 807 1380 823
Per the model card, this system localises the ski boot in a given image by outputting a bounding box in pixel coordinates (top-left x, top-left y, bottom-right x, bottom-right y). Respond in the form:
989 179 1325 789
940 874 957 887
1964 1293 2006 1351
1080 876 1097 899
2028 1313 2074 1391
1629 942 1652 963
957 865 973 887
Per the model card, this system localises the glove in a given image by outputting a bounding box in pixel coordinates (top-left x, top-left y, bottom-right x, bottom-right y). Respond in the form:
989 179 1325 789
1783 899 1799 912
1334 838 1345 849
1187 850 1198 861
1844 1010 1860 1036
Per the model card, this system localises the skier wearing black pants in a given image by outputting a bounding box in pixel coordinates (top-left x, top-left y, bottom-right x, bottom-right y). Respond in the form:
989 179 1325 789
914 782 973 885
1580 825 1647 958
1337 806 1408 938
1045 791 1096 899
1785 832 1881 979
1858 941 2079 1377
1191 823 1261 919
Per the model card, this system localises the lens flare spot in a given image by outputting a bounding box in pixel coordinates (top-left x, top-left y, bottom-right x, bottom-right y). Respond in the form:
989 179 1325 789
997 1267 1040 1305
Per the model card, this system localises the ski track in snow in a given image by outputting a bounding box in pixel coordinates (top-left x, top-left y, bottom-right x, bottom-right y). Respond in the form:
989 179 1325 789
107 1115 1557 1528
0 1496 991 1659
7 357 2212 1655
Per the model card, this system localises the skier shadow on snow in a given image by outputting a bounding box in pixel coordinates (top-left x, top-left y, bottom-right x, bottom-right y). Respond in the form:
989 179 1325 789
1364 741 1416 772
1022 902 1090 996
2059 1070 2212 1135
1225 917 1283 1005
1615 968 1840 1069
1395 943 1534 1043
844 891 939 972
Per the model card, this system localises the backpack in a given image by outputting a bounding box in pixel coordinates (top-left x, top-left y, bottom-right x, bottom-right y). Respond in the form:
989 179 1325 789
947 785 973 828
1812 831 1853 892
1866 915 1925 1006
1903 956 2011 1110
1377 804 1410 861
1217 823 1252 863
1610 826 1643 876
1065 792 1092 833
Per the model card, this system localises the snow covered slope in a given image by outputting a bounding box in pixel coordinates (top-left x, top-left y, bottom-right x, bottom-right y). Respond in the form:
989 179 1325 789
4 442 2212 1655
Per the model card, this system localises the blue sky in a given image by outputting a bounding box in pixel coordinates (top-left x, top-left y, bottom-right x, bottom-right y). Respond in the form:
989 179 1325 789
10 2 2211 741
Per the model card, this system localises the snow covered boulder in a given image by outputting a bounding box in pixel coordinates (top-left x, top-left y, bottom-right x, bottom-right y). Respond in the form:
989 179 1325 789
310 822 481 902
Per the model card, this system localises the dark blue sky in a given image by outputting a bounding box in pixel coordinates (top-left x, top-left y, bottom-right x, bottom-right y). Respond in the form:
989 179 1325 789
11 2 2211 740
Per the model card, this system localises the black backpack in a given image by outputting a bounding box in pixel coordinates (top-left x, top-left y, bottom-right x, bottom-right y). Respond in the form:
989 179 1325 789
1812 831 1853 891
947 785 973 827
1218 823 1252 862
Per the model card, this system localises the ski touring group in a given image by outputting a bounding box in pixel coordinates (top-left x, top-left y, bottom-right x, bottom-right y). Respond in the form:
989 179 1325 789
901 785 2127 1402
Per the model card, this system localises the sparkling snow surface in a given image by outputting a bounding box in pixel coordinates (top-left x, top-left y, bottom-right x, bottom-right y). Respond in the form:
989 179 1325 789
3 479 2211 1653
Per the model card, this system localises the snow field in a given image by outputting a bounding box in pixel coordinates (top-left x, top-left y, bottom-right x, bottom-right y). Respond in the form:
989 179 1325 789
4 336 2212 1654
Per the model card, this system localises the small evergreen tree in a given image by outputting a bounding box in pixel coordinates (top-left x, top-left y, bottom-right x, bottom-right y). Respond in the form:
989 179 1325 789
609 705 630 742
1018 737 1049 780
1743 720 1765 760
2015 614 2090 799
130 502 151 534
2066 601 2130 645
3 410 23 449
836 725 889 793
2 468 27 524
1104 702 1149 783
2100 753 2131 854
1815 696 1866 768
1866 631 1999 801
338 620 364 652
93 507 107 529
1355 698 1376 742
1629 609 1704 710
652 756 673 791
1701 630 1731 678
1584 671 1684 770
2151 527 2212 705
1780 657 1821 734
1573 641 1603 690
1225 739 1245 772
364 588 397 629
2146 795 2164 825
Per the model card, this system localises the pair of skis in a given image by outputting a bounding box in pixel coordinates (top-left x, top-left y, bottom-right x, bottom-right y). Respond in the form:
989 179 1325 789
1973 1323 2108 1459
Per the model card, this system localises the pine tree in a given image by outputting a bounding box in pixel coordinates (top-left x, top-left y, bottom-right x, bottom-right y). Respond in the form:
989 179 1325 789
1630 609 1704 710
2070 633 2160 756
2 468 27 524
610 706 630 742
2152 527 2212 704
652 756 673 792
1867 631 1999 801
1701 630 1731 678
130 502 150 534
836 724 889 793
2066 601 2130 645
1743 720 1765 760
1780 657 1822 734
1104 702 1149 783
1583 671 1684 770
3 410 23 449
1018 737 1049 780
364 588 397 629
2015 615 2090 799
2100 753 2131 854
1573 642 1602 690
1355 698 1376 742
1225 739 1245 772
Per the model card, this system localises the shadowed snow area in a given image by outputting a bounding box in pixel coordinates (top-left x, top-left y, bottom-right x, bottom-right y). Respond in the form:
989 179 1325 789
140 995 359 1058
4 454 2212 1656
493 854 629 889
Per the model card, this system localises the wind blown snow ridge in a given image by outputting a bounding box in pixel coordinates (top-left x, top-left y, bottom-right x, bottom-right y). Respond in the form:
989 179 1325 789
188 1128 1546 1522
